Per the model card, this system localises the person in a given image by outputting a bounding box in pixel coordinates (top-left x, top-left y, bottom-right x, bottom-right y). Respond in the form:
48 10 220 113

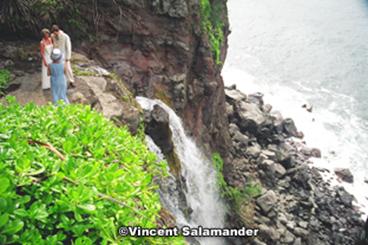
51 25 75 87
48 49 70 104
40 28 53 89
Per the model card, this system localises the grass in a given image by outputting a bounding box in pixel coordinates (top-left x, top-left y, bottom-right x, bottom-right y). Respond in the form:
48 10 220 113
72 64 98 77
0 97 185 244
199 0 225 65
212 153 262 210
0 69 11 94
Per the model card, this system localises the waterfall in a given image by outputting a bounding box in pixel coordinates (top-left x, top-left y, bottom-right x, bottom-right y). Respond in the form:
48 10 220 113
137 97 226 245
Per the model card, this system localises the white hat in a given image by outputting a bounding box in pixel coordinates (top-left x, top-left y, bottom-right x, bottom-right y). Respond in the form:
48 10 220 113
51 48 62 61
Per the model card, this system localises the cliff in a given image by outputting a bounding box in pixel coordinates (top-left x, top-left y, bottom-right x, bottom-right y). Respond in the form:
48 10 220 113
1 1 367 244
0 0 232 159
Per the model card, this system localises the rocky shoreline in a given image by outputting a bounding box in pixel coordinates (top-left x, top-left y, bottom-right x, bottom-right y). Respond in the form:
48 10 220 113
223 85 365 245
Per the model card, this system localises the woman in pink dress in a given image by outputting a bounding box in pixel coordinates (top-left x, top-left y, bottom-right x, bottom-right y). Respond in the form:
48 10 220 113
40 28 53 90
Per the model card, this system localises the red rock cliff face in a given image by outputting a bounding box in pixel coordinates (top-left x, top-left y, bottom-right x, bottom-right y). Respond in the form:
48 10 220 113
82 0 231 157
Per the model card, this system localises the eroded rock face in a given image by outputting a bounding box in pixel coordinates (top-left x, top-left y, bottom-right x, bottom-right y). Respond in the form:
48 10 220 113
144 104 174 155
79 0 232 158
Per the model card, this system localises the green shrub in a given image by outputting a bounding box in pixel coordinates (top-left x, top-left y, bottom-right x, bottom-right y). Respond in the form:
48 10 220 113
0 69 11 94
0 97 185 244
212 153 261 209
199 0 225 65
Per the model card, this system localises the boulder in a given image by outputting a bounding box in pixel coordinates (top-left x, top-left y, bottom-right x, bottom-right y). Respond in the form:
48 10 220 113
232 130 250 146
246 144 262 158
237 101 267 132
225 88 247 104
282 118 303 138
334 168 354 183
336 186 354 207
248 92 264 107
256 190 277 214
301 147 322 158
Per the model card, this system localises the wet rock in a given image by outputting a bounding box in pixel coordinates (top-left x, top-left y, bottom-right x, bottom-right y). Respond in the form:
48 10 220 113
336 186 354 207
256 190 277 214
262 104 272 113
144 104 174 155
225 88 247 103
334 168 354 183
248 92 264 107
302 103 313 113
301 147 321 158
282 118 303 138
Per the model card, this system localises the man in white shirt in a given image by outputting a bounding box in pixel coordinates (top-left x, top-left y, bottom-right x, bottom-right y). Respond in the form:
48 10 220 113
51 25 75 87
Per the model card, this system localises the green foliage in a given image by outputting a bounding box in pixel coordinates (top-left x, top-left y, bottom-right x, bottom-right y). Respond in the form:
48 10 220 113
212 153 261 209
72 64 98 77
0 69 11 94
0 97 185 244
0 0 90 39
199 0 225 65
0 0 35 32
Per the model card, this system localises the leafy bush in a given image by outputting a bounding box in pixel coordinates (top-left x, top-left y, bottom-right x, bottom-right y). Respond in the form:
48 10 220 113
212 153 261 209
199 0 225 65
0 69 11 94
0 97 185 244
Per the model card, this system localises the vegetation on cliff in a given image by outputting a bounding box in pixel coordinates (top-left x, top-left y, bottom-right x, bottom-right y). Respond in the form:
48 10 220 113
0 0 93 39
0 69 10 94
199 0 225 64
0 97 184 244
212 153 261 209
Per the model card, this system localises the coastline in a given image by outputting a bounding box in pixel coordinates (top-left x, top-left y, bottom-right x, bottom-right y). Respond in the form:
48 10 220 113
223 84 365 244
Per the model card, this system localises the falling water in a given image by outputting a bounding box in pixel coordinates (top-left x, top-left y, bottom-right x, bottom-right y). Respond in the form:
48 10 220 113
137 97 226 245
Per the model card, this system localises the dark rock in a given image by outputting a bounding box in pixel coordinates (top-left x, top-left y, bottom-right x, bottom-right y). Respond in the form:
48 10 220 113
144 105 174 154
282 118 303 138
225 88 247 103
335 186 354 207
334 168 354 183
151 0 189 18
258 224 281 241
232 130 250 146
248 92 264 107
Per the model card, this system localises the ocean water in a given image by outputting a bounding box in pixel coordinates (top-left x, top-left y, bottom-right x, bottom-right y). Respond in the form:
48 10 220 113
223 0 368 217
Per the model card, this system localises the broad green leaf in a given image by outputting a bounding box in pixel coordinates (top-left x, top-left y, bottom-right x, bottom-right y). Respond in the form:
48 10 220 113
0 177 10 193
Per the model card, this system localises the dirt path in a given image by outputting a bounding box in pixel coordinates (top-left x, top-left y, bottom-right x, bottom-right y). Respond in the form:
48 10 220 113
7 73 53 106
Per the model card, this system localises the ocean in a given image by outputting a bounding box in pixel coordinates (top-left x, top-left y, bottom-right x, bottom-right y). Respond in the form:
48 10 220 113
223 0 368 217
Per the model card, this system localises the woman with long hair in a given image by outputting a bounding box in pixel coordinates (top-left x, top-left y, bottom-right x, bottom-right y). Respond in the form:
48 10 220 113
40 28 53 89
